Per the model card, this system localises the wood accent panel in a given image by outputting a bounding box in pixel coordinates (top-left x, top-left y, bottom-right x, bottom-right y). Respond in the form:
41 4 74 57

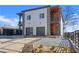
50 23 59 35
51 7 60 21
50 7 60 35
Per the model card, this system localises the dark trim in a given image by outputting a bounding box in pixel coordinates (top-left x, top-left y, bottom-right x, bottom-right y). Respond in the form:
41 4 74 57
17 5 60 15
16 12 24 16
22 5 51 12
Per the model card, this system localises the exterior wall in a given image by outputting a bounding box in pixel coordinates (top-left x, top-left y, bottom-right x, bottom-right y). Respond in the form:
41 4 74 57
60 15 63 38
24 8 48 36
47 7 51 36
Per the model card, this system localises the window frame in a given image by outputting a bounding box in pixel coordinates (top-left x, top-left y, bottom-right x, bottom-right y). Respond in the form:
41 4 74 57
39 13 45 19
27 15 31 20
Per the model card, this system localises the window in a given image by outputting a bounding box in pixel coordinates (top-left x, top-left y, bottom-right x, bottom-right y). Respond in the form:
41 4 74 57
40 13 44 19
76 37 78 40
27 15 31 20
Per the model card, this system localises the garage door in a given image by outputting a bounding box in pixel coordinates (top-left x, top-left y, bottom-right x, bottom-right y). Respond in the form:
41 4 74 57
36 27 45 36
26 27 33 36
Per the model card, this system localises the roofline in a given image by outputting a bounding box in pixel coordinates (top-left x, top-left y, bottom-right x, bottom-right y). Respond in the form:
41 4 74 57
17 5 60 15
0 26 19 30
21 5 51 12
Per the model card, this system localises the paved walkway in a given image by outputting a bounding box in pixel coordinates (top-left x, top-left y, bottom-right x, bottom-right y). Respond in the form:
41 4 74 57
59 39 70 47
0 37 76 53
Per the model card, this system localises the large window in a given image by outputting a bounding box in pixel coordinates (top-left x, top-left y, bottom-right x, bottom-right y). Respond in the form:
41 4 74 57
40 13 44 19
27 15 31 20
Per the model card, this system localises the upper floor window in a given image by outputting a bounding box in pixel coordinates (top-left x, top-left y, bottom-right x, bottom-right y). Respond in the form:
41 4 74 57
27 15 31 20
40 13 44 19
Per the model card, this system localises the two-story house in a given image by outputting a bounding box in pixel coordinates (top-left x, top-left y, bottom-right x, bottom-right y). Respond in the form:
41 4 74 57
17 6 63 37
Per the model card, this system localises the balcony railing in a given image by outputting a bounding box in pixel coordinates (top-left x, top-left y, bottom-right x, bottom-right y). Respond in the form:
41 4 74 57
18 21 23 26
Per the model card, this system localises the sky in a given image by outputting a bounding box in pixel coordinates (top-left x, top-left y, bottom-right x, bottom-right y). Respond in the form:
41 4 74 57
61 5 79 32
0 5 42 26
0 5 79 32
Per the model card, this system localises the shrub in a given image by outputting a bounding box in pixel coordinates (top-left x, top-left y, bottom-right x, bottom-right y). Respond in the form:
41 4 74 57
64 46 68 52
50 46 55 51
38 45 43 48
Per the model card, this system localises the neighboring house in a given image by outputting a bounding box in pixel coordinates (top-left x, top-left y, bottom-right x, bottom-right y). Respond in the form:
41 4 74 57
74 30 79 49
17 6 63 37
64 30 79 49
0 26 22 35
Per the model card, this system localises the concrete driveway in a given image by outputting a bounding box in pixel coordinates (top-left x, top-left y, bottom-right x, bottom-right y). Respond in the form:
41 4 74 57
0 36 76 53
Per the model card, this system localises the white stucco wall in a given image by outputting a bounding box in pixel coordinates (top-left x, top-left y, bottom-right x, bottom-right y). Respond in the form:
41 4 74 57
24 8 48 36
